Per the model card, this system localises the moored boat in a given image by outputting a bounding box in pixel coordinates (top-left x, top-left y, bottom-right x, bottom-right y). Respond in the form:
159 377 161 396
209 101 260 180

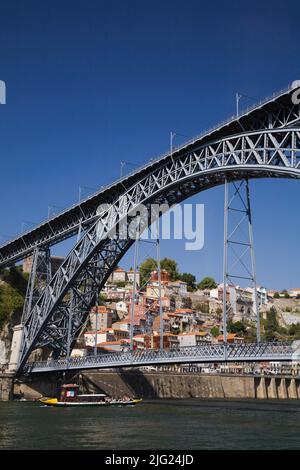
39 384 142 407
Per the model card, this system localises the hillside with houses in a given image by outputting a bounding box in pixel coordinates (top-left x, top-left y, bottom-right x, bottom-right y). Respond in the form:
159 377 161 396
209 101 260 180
1 258 300 367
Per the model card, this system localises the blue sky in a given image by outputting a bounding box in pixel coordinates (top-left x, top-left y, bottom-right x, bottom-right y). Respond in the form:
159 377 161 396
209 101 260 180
0 0 299 290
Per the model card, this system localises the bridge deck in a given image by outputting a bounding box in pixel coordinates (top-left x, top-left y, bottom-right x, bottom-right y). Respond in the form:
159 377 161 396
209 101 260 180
24 342 298 374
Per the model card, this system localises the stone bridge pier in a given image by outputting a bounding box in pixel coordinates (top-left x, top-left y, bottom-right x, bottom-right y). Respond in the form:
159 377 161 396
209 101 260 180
0 373 14 401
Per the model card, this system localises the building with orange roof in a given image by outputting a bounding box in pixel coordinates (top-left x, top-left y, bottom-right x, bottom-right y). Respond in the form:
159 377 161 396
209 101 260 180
150 269 170 283
107 266 140 286
175 308 194 314
216 333 244 344
97 340 127 352
133 334 151 350
111 328 129 341
152 314 170 333
112 267 126 282
151 333 175 350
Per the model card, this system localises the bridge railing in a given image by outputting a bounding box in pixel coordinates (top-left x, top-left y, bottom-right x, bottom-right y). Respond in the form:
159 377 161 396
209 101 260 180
23 342 297 374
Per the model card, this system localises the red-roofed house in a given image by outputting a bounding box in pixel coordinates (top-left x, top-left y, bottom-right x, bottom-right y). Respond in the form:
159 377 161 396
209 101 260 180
151 333 175 350
97 340 125 352
133 334 151 350
216 333 244 344
152 314 170 333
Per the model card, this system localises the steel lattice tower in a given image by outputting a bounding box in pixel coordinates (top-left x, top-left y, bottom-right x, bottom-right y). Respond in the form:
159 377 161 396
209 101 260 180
222 178 260 343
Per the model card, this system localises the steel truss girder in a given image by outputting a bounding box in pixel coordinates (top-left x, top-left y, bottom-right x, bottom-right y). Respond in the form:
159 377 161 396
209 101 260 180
1 85 300 268
17 127 300 374
24 342 296 374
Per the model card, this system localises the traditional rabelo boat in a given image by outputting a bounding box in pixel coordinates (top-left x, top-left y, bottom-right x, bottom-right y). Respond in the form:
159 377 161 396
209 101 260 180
39 384 142 407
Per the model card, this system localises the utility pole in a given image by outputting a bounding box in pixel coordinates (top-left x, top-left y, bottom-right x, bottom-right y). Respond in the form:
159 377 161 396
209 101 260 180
246 180 260 342
236 92 257 117
222 177 228 344
94 298 99 356
156 218 163 350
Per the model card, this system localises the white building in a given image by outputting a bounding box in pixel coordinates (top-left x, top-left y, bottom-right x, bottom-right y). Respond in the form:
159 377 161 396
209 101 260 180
256 286 268 306
165 280 187 296
127 269 140 287
210 283 237 311
177 332 211 347
84 329 115 347
112 267 126 282
288 288 300 298
115 301 128 316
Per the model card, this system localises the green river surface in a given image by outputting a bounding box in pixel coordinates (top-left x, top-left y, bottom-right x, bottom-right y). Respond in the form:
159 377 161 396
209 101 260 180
1 399 300 450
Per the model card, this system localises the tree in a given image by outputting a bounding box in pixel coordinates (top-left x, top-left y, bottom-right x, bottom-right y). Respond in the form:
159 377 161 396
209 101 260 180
281 289 290 299
228 320 247 335
179 273 196 291
0 283 25 330
139 258 157 287
210 326 220 337
194 301 208 313
98 293 106 305
114 281 126 288
264 306 279 341
273 292 280 299
139 257 180 287
197 276 217 290
1 267 28 296
160 258 180 280
289 323 300 338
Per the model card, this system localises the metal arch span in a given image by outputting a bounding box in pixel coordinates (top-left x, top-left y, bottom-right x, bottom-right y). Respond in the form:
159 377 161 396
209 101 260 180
1 82 300 268
17 127 300 375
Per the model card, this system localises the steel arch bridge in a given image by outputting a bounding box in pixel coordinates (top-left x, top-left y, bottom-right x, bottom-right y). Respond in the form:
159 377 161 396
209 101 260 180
2 83 300 375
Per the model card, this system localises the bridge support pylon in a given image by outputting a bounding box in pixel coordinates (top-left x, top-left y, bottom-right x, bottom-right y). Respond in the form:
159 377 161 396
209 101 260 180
9 247 52 373
222 178 260 343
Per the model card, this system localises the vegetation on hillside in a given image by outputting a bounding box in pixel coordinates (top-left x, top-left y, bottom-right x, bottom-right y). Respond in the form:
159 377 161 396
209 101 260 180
139 257 180 287
197 276 217 290
0 267 28 330
262 306 300 341
139 257 217 292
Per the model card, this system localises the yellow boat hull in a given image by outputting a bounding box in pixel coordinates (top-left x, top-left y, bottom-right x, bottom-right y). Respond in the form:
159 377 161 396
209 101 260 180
39 397 142 407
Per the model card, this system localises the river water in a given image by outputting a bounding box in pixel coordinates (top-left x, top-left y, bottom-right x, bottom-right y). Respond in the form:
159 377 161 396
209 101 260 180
1 399 300 450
